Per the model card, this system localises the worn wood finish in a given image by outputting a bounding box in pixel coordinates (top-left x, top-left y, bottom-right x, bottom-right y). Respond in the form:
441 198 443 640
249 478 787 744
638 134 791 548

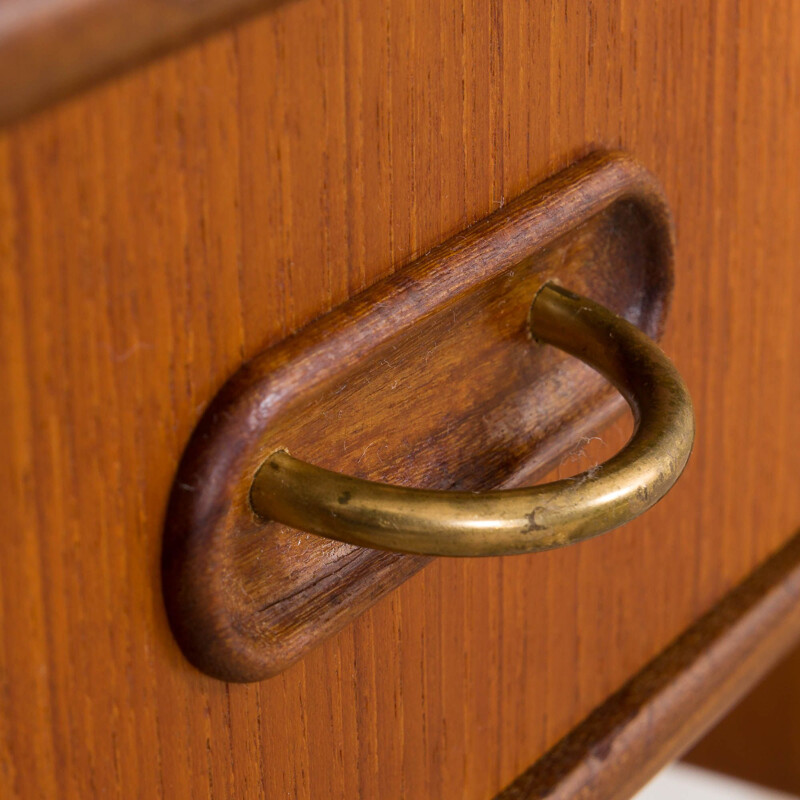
1 0 799 798
164 152 674 682
495 530 800 800
0 0 286 125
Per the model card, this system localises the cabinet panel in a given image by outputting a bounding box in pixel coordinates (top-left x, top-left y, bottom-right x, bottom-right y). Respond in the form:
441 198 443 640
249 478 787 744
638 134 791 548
0 1 798 797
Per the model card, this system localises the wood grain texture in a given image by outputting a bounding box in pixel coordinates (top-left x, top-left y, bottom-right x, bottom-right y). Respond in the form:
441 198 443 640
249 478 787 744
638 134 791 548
684 634 800 795
494 530 800 800
0 0 798 798
164 152 674 682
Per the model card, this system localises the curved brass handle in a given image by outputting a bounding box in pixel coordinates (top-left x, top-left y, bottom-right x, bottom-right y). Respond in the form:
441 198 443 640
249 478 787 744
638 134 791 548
250 283 694 556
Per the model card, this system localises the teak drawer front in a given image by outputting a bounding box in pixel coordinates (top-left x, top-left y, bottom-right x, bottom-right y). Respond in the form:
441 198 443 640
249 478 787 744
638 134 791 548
1 1 799 799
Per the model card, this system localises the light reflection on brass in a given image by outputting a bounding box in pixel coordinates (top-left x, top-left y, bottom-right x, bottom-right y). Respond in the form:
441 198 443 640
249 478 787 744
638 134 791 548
250 283 694 557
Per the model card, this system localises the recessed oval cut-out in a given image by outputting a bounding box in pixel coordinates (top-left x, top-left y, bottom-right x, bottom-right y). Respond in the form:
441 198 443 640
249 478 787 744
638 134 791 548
163 151 675 682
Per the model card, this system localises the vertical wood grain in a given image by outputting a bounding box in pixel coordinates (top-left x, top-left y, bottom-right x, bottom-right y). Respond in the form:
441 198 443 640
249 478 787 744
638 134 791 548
0 0 798 797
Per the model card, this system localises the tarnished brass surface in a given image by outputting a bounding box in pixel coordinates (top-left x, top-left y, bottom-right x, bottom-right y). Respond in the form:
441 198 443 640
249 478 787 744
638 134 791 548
250 283 694 557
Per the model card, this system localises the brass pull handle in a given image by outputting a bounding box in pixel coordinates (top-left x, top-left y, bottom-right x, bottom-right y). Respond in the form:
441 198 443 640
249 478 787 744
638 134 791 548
250 283 694 557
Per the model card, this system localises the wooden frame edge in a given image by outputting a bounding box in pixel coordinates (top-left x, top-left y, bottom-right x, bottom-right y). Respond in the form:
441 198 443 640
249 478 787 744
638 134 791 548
0 0 290 126
495 530 800 800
